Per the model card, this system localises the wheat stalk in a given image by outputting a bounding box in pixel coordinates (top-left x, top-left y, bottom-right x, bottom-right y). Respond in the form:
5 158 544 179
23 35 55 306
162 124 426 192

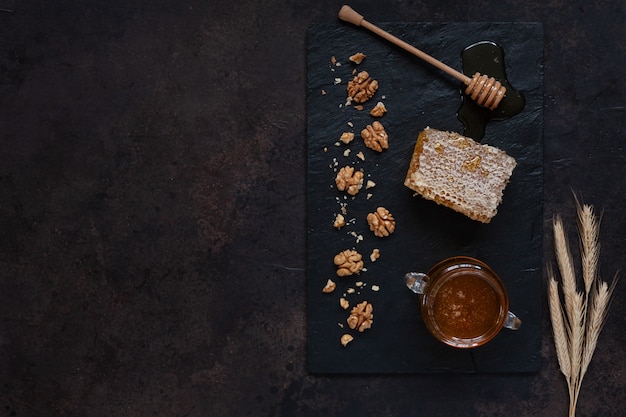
548 199 618 417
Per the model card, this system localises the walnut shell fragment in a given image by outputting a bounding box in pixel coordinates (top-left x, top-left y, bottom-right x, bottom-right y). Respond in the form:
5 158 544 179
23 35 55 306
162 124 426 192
334 249 363 276
361 121 389 152
367 207 396 237
346 71 378 104
347 301 373 332
335 166 364 196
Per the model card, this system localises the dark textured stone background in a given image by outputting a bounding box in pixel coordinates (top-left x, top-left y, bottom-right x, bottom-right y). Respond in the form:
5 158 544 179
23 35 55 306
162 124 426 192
0 1 623 416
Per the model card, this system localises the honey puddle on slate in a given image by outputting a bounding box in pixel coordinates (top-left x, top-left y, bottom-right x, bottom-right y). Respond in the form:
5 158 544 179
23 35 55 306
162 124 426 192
457 41 526 141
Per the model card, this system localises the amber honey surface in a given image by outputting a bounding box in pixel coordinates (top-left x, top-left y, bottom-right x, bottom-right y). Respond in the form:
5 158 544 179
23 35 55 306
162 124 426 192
432 273 500 339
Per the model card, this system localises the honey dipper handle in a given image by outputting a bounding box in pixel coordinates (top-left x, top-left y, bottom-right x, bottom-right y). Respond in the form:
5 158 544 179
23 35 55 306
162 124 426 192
338 5 471 85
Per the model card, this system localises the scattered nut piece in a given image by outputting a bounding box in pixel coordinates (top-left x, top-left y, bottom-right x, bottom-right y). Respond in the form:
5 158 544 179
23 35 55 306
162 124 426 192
370 101 387 117
347 71 378 104
334 77 342 85
334 249 364 276
370 248 380 262
346 288 356 294
340 132 354 144
331 55 337 65
343 149 351 157
354 105 364 111
361 121 389 152
335 166 364 196
322 279 336 293
321 89 326 95
356 151 365 161
349 52 366 64
367 207 396 237
371 285 380 292
366 180 376 189
355 281 364 287
347 301 374 332
341 334 354 347
334 213 346 229
340 297 350 310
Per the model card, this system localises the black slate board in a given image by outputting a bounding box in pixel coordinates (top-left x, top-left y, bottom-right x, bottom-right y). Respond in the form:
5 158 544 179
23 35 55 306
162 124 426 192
306 22 543 373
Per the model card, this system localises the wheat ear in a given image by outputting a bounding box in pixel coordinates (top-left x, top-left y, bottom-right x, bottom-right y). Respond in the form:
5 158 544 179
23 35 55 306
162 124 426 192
549 200 619 417
548 273 571 380
576 199 600 295
553 216 578 324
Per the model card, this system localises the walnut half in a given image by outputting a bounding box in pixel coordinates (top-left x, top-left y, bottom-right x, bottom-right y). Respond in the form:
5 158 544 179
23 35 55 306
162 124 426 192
347 301 373 332
334 249 363 276
361 121 389 152
335 166 364 196
367 207 396 237
347 71 378 104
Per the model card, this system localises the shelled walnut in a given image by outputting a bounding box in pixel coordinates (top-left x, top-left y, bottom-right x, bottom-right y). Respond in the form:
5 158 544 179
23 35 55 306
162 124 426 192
367 207 396 237
334 249 363 276
361 121 389 152
335 166 364 196
346 71 378 104
347 301 373 332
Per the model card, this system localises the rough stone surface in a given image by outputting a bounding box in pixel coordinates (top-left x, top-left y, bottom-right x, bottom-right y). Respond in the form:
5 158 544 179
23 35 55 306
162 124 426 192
0 1 624 416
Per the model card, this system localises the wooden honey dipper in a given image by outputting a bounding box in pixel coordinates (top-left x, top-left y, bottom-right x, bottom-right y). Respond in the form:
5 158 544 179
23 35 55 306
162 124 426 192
338 5 506 110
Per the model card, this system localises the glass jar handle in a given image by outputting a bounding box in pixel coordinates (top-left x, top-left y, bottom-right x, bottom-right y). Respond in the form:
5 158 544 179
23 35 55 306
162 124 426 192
404 272 428 295
504 311 522 330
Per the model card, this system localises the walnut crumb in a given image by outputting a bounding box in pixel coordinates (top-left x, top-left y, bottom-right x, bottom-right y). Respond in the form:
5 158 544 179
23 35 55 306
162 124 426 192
370 248 380 262
340 132 354 144
340 297 349 310
334 213 346 229
366 180 376 189
371 285 380 292
349 52 366 64
370 101 387 117
322 279 336 293
340 334 354 347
